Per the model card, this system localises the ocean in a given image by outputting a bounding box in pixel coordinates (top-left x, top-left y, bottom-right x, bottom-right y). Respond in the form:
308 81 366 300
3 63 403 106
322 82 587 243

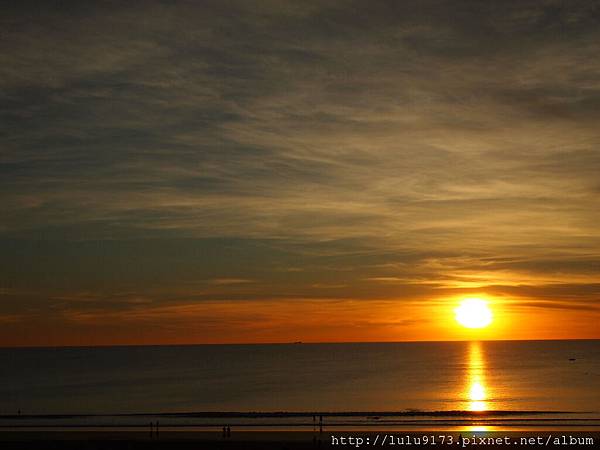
1 340 599 430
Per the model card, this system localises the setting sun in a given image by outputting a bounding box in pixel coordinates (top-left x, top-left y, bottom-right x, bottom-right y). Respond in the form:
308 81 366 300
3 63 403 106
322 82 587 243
455 298 493 329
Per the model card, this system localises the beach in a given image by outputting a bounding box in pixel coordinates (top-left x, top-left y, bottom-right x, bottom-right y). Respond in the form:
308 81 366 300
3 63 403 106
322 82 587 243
1 429 600 449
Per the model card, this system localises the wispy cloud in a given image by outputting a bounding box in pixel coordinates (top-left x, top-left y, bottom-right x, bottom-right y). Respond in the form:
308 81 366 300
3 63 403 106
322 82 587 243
1 0 600 343
209 278 256 285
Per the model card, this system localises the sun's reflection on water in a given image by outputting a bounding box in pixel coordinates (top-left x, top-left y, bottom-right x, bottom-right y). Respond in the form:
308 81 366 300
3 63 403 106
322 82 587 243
466 341 488 412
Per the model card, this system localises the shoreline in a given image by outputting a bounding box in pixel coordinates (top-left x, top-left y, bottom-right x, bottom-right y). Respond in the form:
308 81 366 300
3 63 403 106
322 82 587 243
0 410 581 419
2 410 598 433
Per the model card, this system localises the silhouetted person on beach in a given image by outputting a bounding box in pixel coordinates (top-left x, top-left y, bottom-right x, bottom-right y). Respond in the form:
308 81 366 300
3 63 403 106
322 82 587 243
222 426 226 438
226 425 231 437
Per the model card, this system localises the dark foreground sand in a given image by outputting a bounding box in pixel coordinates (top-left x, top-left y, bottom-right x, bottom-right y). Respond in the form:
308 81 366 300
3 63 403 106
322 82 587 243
1 431 599 450
0 431 319 450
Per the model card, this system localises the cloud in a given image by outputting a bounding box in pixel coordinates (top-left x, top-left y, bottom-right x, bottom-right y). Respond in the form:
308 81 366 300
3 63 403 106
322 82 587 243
365 277 407 283
209 278 255 285
509 300 600 312
1 1 600 343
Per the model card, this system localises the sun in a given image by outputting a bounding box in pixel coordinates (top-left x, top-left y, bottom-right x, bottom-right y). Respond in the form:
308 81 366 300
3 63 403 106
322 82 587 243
455 298 493 329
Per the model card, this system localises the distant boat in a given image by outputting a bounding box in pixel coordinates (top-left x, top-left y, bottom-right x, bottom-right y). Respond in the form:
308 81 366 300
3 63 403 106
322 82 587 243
293 341 303 344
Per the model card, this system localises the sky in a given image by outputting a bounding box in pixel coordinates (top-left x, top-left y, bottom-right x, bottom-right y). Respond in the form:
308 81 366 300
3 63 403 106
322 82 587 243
1 0 600 346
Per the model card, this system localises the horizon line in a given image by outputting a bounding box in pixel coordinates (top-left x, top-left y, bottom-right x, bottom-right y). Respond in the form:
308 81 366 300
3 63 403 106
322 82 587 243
1 337 599 350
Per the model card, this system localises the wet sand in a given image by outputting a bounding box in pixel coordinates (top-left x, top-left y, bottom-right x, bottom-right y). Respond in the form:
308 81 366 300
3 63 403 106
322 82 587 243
2 410 598 449
2 430 600 450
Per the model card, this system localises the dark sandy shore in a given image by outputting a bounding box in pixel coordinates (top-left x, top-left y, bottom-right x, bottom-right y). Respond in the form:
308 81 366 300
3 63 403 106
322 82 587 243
2 430 600 450
1 411 598 449
2 431 320 450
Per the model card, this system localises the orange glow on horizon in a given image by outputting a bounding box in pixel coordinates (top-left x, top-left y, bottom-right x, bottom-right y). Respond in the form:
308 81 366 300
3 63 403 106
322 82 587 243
0 293 599 347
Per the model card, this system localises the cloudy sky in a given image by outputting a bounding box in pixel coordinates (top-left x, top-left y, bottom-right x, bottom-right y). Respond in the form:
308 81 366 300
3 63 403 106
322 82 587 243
2 0 600 345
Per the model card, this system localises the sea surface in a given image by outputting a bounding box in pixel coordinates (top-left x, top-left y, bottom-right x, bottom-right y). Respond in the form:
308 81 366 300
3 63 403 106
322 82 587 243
1 340 599 430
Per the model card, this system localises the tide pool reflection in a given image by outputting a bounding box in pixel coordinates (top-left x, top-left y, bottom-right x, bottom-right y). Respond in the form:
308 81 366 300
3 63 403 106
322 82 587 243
465 341 488 411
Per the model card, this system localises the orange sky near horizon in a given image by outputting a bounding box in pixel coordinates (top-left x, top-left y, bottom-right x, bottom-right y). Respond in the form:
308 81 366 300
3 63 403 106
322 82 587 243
1 294 598 347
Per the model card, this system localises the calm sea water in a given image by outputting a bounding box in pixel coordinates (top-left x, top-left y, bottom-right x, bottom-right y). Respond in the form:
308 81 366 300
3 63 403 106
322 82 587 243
1 340 599 416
